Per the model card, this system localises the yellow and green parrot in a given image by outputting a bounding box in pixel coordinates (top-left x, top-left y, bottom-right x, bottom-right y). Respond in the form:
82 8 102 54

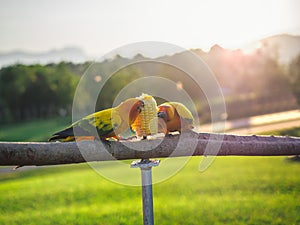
49 98 144 141
157 102 194 134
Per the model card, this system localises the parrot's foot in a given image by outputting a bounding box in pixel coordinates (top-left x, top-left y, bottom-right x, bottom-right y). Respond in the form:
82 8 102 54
165 133 174 138
118 136 137 141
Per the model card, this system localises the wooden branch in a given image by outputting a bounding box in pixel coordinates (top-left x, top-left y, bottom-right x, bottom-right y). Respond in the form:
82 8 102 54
0 132 300 166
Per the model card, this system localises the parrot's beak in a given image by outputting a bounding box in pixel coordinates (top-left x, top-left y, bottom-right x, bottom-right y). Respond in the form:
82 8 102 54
157 111 167 118
140 100 145 108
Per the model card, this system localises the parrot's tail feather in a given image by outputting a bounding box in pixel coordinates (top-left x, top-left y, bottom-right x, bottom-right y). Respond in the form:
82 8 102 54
48 127 74 141
48 126 96 142
48 135 60 141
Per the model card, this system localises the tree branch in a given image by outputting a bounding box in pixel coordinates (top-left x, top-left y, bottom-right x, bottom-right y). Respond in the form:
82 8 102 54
1 132 300 166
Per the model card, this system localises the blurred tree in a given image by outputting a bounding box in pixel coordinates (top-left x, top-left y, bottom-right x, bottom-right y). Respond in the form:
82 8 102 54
53 62 79 109
288 54 300 106
0 65 35 121
96 65 142 110
0 63 80 123
0 48 298 124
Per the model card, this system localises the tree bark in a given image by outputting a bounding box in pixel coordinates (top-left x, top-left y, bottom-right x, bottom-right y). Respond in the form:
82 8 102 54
0 132 299 166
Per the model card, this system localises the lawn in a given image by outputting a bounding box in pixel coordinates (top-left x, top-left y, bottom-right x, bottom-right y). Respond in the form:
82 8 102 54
262 126 300 137
0 157 300 225
0 117 71 142
0 120 299 225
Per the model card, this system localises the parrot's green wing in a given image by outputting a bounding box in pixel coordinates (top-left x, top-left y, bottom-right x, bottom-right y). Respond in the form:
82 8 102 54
77 108 121 137
49 108 122 141
170 102 194 125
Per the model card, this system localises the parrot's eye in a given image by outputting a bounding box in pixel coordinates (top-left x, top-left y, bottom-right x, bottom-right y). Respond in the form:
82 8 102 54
158 111 167 118
136 105 142 113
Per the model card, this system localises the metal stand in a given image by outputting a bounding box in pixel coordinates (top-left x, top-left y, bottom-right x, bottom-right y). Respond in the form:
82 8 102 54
131 159 160 225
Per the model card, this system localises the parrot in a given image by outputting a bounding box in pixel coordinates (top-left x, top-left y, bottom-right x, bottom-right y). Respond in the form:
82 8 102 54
49 98 144 142
157 102 194 134
13 99 143 170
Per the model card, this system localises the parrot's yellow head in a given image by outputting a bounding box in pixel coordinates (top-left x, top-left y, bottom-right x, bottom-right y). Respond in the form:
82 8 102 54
157 104 175 121
117 98 144 124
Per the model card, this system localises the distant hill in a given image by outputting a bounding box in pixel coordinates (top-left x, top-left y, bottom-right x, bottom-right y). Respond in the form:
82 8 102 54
0 47 90 68
0 34 299 69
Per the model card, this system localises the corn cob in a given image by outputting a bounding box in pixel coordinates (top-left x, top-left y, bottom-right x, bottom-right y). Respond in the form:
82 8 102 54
132 94 158 138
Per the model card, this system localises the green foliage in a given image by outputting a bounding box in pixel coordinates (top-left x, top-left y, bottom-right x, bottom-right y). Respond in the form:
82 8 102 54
0 63 81 122
0 48 297 124
0 59 145 123
96 65 142 110
0 157 299 225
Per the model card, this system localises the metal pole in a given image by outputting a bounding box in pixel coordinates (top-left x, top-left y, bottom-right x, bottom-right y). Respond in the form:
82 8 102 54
131 159 160 225
141 167 154 225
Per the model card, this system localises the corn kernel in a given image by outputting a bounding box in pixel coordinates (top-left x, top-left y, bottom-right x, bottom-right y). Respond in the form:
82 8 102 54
132 94 158 138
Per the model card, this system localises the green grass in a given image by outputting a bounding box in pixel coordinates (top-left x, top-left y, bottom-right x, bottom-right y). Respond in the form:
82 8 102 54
0 117 71 142
0 121 299 224
1 157 300 225
260 126 300 137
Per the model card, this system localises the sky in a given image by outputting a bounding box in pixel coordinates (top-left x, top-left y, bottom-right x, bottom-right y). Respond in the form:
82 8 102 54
0 0 299 57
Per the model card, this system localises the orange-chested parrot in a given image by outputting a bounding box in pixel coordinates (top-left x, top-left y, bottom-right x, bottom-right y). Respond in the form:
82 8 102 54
157 102 194 134
49 98 144 142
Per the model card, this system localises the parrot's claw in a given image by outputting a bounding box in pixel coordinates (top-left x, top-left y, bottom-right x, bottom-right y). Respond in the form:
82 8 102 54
117 136 136 141
165 133 174 137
